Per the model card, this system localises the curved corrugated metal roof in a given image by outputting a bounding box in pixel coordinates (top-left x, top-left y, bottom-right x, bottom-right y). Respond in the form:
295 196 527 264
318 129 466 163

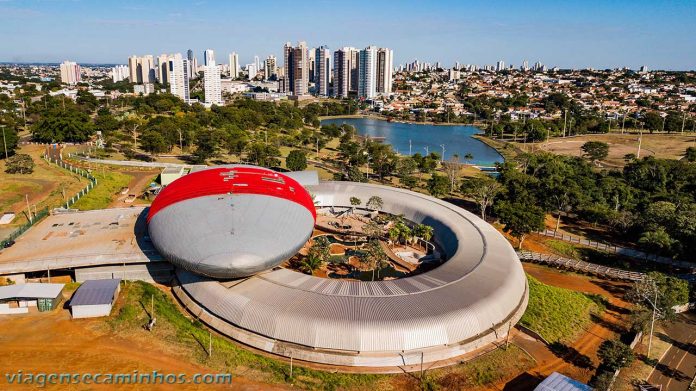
176 181 528 359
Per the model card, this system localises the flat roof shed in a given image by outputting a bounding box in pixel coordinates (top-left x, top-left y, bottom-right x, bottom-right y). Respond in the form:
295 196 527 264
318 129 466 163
70 279 121 319
0 283 65 314
534 372 592 391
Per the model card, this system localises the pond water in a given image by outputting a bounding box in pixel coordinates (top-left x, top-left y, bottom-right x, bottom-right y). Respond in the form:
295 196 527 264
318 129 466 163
321 117 504 166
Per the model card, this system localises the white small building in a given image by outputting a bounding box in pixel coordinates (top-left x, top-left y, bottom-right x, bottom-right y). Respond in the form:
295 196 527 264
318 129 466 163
0 283 64 314
70 279 121 319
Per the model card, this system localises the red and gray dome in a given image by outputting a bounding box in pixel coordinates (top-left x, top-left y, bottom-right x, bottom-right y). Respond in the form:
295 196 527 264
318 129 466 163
147 166 316 279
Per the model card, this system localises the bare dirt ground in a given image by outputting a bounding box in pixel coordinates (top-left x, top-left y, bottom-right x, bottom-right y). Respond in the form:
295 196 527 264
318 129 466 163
0 308 289 390
108 169 159 208
517 133 696 167
497 263 632 390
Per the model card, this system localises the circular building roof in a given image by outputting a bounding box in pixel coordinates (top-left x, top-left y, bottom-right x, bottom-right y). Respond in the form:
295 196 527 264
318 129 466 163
174 181 528 368
147 166 316 279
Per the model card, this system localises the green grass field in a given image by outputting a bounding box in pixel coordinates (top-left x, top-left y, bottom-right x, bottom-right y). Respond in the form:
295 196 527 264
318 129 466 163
520 275 602 343
71 171 132 211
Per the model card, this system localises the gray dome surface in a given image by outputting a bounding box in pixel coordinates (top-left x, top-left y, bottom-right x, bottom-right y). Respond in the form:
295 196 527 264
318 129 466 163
148 194 314 278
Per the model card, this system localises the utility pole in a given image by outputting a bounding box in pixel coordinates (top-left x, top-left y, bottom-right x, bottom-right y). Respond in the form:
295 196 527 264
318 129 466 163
637 126 643 159
661 115 667 133
1 125 7 159
682 112 687 134
409 139 412 156
562 110 567 138
648 286 658 358
25 194 32 223
440 144 445 162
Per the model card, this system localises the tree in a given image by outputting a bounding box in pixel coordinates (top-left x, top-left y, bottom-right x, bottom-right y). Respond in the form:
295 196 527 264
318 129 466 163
362 240 389 281
286 149 307 171
581 141 609 162
463 153 474 165
401 175 418 189
638 228 675 256
0 123 19 158
495 201 545 249
597 339 634 371
441 155 461 191
307 236 331 269
685 147 696 162
31 107 94 143
460 175 502 221
427 174 449 197
140 131 168 156
349 197 361 214
366 196 383 211
300 254 322 275
4 153 34 174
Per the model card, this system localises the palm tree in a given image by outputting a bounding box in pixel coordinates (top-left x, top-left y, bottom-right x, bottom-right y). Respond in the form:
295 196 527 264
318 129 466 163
464 153 474 165
300 254 322 275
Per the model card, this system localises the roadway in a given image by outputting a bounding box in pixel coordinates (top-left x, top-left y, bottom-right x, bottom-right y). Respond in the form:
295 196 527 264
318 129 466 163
648 313 696 390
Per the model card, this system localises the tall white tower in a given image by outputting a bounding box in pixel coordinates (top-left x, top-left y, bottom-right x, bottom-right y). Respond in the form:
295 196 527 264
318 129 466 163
228 52 240 78
358 46 377 98
204 61 223 106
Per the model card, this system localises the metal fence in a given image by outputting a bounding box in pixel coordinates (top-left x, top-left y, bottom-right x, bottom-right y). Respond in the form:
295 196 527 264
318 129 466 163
44 155 98 209
0 156 99 248
517 250 645 281
539 229 694 269
0 207 49 248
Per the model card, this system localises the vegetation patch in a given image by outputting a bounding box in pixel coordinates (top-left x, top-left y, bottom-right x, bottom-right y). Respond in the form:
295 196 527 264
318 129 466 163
109 281 384 390
72 171 132 210
521 275 601 343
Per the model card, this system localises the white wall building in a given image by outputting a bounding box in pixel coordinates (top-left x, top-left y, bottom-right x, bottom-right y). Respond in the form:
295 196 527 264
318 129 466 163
169 54 190 103
204 61 223 106
59 61 81 85
70 279 120 319
358 46 377 98
204 49 215 66
314 46 331 96
111 65 128 83
247 63 258 80
229 52 240 78
376 48 393 95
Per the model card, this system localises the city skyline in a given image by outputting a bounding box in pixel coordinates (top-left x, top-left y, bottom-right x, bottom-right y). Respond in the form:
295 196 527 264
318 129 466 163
0 0 694 70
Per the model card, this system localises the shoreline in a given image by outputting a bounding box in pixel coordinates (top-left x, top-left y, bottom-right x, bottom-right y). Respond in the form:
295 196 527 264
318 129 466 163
319 114 481 127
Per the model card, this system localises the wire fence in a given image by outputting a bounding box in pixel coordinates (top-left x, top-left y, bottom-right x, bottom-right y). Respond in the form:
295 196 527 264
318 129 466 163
0 155 99 248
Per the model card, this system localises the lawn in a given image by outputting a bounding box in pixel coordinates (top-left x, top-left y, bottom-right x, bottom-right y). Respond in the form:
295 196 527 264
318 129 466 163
520 275 603 343
71 171 133 211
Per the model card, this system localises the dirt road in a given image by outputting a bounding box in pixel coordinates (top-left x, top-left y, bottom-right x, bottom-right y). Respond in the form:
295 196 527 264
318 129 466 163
0 309 288 390
498 264 631 390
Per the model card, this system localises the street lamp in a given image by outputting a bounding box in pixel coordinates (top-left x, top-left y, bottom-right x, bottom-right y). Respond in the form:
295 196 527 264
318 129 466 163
363 150 370 181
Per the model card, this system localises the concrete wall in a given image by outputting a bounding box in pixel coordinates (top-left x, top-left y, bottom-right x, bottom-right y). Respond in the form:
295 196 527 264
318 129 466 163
71 304 113 319
74 263 173 283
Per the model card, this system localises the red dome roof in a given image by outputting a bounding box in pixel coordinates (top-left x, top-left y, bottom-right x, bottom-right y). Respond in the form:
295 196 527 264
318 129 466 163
148 166 316 223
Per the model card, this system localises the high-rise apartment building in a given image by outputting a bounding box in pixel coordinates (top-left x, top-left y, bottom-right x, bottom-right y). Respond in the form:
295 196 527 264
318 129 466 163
254 55 260 72
376 48 393 95
111 65 128 83
157 54 177 84
496 60 505 72
204 49 215 66
204 61 223 106
281 41 309 96
169 54 190 103
308 49 316 83
314 46 330 96
247 64 258 80
60 61 81 85
264 55 277 81
128 55 155 84
358 46 377 99
229 52 240 78
332 47 359 98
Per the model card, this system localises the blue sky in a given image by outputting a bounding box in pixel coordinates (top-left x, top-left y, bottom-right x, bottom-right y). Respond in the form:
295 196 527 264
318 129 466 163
0 0 694 70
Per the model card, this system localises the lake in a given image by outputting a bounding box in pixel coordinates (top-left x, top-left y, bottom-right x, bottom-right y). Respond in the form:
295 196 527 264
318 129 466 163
320 118 503 166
